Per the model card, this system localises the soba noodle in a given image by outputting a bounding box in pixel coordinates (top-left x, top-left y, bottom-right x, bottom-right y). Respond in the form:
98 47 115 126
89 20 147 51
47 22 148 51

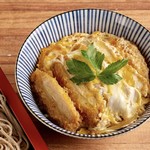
0 92 29 150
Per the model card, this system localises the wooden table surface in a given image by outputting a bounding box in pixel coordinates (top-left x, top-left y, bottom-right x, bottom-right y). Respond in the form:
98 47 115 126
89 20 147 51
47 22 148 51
0 0 150 150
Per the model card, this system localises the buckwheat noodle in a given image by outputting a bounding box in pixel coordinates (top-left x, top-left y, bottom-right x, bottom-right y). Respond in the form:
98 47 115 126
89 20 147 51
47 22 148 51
0 93 29 150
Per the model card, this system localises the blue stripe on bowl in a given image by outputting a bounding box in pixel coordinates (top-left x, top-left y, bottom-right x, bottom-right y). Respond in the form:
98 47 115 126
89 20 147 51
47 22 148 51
16 9 150 139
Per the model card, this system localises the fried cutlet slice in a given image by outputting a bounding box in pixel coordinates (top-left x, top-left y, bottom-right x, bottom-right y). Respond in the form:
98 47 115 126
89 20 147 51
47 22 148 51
30 69 81 131
52 62 102 127
91 32 150 96
37 33 89 74
92 32 149 80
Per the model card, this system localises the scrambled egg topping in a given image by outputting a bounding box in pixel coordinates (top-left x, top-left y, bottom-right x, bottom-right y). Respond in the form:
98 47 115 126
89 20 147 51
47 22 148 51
33 32 150 134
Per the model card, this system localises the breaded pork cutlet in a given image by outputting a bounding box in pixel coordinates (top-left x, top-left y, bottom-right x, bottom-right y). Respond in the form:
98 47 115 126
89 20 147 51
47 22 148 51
30 69 81 131
52 61 102 127
30 31 150 134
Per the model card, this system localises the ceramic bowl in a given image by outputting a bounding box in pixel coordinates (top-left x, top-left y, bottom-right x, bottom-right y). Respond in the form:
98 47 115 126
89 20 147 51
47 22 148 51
16 9 150 139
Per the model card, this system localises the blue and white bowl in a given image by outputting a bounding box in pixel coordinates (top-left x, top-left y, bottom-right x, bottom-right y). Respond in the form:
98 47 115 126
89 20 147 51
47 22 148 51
16 9 150 139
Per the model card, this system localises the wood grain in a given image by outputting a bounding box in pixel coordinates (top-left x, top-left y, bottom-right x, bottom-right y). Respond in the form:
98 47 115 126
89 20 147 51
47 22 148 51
0 2 150 11
0 0 149 150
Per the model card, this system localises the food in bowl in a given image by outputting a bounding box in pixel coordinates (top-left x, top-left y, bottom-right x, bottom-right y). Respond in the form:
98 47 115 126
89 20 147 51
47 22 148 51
30 31 150 134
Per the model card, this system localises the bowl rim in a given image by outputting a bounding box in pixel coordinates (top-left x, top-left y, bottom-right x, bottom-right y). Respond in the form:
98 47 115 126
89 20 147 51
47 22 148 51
15 8 150 139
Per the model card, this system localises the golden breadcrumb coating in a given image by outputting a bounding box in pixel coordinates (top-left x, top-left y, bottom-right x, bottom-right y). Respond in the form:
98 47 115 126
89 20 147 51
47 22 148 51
30 69 81 131
30 31 150 134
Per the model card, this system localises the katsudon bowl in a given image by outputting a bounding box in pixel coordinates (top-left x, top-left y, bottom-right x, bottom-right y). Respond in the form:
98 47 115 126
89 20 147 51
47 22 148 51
16 9 150 139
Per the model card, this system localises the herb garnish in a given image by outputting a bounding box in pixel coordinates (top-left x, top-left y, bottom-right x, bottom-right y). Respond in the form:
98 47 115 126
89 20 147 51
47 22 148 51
66 59 95 85
98 59 128 84
81 44 104 71
66 44 128 85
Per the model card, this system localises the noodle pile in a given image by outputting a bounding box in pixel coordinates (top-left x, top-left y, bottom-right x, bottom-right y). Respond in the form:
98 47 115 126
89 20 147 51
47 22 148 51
0 92 29 150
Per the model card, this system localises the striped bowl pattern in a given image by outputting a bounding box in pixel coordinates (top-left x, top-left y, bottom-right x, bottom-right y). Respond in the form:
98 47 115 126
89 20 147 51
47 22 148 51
16 9 150 139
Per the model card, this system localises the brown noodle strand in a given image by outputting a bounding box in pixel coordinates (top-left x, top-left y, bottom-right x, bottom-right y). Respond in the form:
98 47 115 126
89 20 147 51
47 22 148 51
0 93 29 150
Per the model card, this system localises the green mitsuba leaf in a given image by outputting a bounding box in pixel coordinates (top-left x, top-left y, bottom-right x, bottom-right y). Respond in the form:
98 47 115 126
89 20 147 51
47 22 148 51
81 44 104 70
98 73 122 85
101 59 128 74
66 59 96 84
66 44 128 85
